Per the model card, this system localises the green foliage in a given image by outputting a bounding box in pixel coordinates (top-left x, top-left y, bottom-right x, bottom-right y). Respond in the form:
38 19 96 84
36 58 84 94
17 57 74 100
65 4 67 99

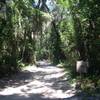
0 0 42 77
0 0 100 77
76 76 100 95
56 0 100 73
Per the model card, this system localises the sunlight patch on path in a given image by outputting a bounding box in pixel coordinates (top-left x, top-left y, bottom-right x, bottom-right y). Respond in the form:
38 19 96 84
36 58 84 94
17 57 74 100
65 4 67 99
0 61 76 100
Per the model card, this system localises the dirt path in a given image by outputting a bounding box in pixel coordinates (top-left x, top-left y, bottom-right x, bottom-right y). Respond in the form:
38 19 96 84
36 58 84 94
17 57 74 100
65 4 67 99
0 61 99 100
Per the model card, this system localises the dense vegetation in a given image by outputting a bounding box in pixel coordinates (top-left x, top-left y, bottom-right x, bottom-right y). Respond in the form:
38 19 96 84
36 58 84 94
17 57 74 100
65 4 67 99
0 0 100 81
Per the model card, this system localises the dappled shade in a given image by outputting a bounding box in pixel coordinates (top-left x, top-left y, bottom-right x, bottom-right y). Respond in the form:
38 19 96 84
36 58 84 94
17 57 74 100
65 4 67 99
0 61 78 100
0 0 100 99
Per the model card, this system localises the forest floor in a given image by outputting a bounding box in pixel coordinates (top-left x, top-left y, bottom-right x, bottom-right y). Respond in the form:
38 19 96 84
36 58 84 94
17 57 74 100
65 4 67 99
0 60 100 100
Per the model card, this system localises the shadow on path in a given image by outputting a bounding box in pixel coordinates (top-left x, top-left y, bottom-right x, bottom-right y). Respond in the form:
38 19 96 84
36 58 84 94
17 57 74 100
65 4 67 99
0 60 100 100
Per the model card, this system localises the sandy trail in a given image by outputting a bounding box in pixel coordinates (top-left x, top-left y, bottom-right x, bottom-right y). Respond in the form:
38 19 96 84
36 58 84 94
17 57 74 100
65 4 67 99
0 60 99 100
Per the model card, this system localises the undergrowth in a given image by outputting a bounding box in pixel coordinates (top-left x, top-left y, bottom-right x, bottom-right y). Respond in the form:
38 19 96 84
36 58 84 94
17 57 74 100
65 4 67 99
62 62 100 96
